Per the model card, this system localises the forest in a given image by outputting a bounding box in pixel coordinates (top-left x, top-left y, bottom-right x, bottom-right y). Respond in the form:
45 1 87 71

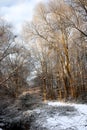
0 0 87 129
0 0 87 101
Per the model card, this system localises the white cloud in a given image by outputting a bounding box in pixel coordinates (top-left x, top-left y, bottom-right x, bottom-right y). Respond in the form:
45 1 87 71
0 0 45 33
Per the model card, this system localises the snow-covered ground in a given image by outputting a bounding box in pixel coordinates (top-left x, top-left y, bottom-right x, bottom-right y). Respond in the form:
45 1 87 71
46 102 87 130
28 101 87 130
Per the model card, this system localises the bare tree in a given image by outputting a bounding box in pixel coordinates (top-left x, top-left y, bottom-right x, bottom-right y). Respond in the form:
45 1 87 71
22 0 87 101
0 18 33 98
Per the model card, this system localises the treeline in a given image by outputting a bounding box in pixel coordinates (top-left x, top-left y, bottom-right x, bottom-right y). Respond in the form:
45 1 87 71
0 0 87 101
22 0 87 101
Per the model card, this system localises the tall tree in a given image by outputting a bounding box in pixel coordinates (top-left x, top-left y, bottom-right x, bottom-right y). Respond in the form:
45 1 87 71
22 0 87 101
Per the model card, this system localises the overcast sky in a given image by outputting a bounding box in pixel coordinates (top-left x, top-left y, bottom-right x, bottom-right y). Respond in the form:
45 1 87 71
0 0 46 33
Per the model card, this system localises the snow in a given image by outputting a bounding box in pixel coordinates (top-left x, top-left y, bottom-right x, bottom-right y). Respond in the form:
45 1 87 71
23 101 87 130
48 101 71 106
46 101 87 130
48 101 87 116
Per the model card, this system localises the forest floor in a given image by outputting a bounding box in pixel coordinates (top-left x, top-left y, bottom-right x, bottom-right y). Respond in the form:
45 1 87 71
0 88 87 130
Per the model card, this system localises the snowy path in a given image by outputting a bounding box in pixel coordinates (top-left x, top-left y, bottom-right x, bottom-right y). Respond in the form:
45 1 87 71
29 102 87 130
